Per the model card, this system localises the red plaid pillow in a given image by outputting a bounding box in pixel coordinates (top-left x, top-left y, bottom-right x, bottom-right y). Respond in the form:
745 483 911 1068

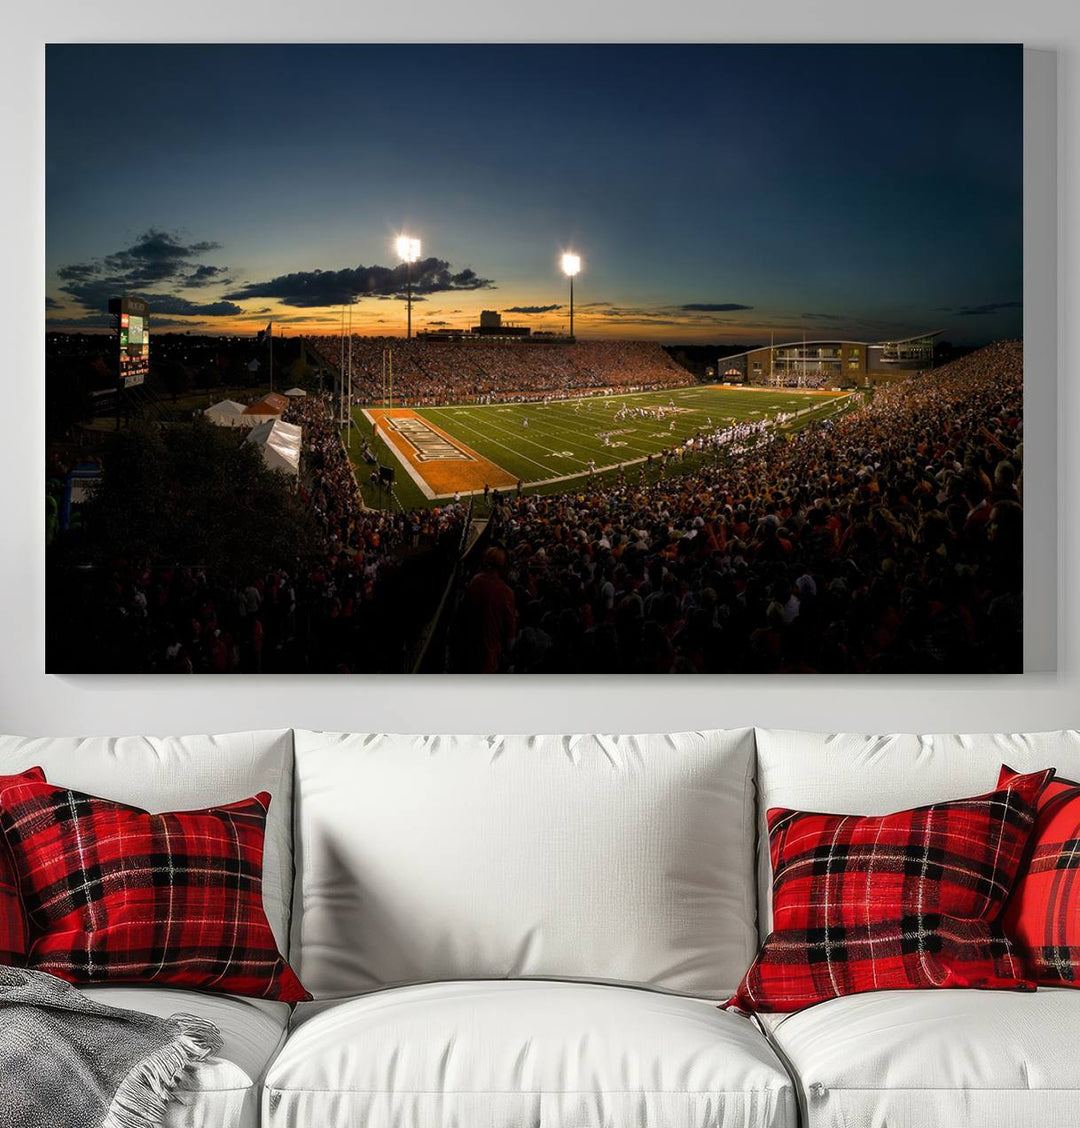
0 768 47 964
0 774 309 1002
1000 765 1080 986
726 768 1051 1014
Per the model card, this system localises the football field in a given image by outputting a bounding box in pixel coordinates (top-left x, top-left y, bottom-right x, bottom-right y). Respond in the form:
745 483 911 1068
347 384 853 509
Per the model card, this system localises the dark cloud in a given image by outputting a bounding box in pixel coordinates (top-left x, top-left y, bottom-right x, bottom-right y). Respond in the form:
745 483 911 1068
801 312 842 320
224 258 494 308
679 302 753 312
599 306 662 319
955 300 1022 316
184 264 231 287
45 296 61 309
597 305 702 322
101 230 220 280
58 278 133 311
56 263 98 282
47 311 225 329
45 314 117 329
137 294 243 317
425 320 450 327
504 304 561 314
592 315 697 328
54 280 241 318
55 229 232 316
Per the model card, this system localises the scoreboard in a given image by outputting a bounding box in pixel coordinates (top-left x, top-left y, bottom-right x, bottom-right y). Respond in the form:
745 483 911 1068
108 296 150 387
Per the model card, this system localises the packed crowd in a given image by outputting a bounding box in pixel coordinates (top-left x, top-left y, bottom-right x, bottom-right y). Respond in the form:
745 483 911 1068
60 393 468 673
450 342 1024 674
763 371 833 389
306 336 693 404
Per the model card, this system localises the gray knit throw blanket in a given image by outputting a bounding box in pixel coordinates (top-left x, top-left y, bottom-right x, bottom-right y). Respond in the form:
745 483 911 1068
0 966 222 1128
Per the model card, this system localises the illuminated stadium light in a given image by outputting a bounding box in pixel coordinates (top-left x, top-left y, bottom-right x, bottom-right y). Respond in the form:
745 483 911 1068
396 235 422 339
396 235 421 263
561 252 581 338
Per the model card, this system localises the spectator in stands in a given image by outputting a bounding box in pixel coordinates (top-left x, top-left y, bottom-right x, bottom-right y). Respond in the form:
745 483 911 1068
456 545 518 673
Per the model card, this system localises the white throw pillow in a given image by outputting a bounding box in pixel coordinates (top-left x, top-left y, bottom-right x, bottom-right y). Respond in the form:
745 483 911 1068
292 730 757 1000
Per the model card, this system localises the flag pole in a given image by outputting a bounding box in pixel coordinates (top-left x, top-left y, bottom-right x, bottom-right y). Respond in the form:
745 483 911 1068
347 305 353 447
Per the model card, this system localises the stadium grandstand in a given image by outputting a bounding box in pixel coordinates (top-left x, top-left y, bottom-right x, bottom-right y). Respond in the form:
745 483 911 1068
46 339 1023 676
445 340 1023 674
306 335 694 406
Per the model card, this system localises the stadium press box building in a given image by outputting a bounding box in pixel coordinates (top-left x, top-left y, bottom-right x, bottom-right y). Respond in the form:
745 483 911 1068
720 330 939 389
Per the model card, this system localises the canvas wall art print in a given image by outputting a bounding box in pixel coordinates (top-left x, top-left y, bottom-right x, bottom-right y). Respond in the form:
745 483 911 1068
45 44 1024 674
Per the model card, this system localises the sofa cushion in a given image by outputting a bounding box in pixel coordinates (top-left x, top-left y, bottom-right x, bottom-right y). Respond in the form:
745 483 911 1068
264 980 796 1128
0 731 295 958
1000 765 1080 985
292 730 757 1000
79 984 290 1128
753 729 1080 932
729 769 1048 1013
0 768 45 963
0 778 308 1001
757 987 1080 1128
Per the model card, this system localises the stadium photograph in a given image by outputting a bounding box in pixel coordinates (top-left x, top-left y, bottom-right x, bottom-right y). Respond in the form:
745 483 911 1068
44 44 1024 674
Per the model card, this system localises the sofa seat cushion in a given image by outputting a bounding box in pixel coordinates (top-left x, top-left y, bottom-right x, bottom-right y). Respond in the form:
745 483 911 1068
264 980 796 1128
758 988 1080 1128
79 985 290 1128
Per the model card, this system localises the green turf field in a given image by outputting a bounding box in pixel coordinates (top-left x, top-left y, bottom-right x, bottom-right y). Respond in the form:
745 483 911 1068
346 384 854 510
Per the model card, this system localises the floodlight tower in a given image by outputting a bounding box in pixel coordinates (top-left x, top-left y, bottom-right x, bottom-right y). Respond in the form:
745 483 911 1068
396 235 421 339
561 252 581 339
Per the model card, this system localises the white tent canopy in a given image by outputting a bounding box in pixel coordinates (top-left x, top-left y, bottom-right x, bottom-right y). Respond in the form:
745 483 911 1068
245 419 302 477
204 400 249 427
283 387 308 397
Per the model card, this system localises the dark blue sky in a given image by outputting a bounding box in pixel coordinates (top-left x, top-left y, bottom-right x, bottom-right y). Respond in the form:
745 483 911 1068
46 44 1022 343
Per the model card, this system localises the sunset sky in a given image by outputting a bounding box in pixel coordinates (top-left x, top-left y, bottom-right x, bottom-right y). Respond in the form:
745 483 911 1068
46 44 1022 345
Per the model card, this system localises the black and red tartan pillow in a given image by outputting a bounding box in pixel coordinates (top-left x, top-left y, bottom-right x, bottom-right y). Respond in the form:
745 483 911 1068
1000 764 1080 987
725 767 1052 1014
0 768 47 964
0 773 309 1002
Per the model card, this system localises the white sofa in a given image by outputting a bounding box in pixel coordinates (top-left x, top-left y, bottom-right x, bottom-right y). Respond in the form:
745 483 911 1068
1 727 1078 1128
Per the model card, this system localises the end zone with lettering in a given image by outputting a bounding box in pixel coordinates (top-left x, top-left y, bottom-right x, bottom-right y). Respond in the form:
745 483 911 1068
363 408 517 498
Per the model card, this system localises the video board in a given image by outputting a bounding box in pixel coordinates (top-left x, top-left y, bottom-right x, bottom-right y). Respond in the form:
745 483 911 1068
109 297 150 387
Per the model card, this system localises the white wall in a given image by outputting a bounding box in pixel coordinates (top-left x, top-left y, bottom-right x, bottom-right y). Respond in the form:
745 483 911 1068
1 1 1075 737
